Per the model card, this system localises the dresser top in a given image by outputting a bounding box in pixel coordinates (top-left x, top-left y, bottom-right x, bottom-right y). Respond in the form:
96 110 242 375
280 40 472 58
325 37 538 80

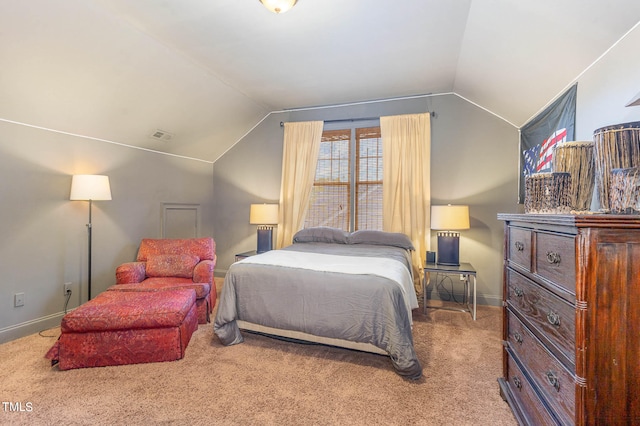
497 213 640 228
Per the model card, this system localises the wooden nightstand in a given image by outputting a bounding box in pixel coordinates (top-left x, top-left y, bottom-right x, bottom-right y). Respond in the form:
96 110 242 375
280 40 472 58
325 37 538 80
235 250 257 262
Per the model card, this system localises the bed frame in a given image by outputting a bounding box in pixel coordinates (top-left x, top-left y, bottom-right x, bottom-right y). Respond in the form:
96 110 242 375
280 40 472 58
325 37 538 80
237 320 388 355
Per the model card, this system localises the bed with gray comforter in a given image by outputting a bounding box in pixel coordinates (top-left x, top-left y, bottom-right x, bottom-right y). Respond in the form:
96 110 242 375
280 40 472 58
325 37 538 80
213 228 423 379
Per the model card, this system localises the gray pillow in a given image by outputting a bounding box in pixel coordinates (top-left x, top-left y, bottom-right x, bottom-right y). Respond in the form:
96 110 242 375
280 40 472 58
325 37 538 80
348 230 415 250
292 227 349 244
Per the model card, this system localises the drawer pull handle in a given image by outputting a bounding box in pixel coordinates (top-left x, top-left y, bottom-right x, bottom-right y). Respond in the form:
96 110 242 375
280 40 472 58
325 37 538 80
546 371 560 392
513 376 522 389
513 332 523 344
546 251 561 264
514 241 524 252
513 287 524 297
547 311 561 327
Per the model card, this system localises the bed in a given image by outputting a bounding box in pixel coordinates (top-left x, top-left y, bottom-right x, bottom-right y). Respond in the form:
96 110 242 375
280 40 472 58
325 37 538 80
213 227 422 379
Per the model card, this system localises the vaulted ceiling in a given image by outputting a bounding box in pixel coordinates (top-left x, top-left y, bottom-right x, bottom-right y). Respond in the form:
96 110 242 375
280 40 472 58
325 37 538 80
2 0 639 162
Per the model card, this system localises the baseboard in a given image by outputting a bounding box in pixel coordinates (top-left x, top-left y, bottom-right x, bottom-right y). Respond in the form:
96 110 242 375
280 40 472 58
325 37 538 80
0 311 67 344
477 294 502 306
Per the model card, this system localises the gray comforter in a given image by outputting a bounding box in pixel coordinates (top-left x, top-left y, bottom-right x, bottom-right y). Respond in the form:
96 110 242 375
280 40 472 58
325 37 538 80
214 242 422 379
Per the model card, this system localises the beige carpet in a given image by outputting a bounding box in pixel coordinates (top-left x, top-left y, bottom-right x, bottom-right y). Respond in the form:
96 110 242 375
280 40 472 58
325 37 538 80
0 279 515 425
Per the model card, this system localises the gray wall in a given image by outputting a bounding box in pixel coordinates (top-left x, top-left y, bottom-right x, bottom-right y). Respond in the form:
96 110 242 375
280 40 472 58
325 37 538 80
212 94 520 306
3 25 639 343
213 18 640 304
0 120 214 343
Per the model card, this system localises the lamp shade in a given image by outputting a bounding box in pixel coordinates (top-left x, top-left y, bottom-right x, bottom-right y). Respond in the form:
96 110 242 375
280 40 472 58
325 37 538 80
250 204 279 225
259 0 297 14
70 175 112 201
430 205 470 230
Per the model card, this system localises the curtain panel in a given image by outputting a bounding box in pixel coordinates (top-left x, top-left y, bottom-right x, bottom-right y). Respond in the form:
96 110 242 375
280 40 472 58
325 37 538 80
276 121 324 249
380 113 431 289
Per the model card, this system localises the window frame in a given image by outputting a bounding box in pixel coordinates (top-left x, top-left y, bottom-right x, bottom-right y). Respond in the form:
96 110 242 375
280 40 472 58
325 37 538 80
305 119 381 232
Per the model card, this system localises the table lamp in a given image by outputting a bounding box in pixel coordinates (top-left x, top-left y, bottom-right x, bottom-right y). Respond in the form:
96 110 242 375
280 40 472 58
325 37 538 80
250 204 279 253
430 204 470 266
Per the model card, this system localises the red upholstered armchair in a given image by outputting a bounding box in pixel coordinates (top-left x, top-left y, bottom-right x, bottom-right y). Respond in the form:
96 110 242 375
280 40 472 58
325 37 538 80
114 238 216 323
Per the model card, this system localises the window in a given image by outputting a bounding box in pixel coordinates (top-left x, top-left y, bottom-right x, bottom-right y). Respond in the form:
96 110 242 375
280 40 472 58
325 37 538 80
356 127 383 230
305 125 382 231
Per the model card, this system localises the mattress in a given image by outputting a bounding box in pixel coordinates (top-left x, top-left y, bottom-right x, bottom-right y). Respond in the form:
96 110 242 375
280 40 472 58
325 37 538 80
214 240 422 379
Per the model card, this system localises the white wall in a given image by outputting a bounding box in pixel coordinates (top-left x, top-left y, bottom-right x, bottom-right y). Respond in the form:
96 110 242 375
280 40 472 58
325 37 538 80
574 25 640 138
0 120 214 343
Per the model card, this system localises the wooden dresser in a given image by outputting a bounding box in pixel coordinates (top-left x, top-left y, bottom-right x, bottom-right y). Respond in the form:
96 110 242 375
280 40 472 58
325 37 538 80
497 213 640 425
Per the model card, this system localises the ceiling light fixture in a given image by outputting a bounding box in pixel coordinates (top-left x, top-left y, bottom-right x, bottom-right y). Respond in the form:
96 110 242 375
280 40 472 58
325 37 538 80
259 0 297 14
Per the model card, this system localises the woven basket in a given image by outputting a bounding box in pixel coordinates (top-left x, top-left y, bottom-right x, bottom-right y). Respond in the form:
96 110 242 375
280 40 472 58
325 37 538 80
593 121 640 211
525 172 572 214
552 141 594 211
609 167 640 214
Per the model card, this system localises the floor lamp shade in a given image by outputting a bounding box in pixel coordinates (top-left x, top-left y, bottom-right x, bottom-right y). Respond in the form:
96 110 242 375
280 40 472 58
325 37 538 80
431 205 470 266
70 175 112 201
70 175 112 300
250 204 279 253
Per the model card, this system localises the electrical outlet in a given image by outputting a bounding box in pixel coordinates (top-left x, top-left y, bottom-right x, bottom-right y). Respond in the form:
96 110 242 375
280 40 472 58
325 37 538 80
14 293 25 307
64 282 72 296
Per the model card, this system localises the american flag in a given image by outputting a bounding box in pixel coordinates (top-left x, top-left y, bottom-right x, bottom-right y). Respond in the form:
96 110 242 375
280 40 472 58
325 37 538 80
523 145 540 176
519 84 576 202
522 128 568 177
536 128 567 172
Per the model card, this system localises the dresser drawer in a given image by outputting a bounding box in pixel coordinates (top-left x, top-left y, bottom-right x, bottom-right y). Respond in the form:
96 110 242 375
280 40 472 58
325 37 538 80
507 312 575 425
535 232 576 294
505 350 558 426
506 269 575 366
508 226 532 270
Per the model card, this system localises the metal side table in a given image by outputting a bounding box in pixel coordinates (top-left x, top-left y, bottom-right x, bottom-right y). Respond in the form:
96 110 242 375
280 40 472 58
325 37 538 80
423 262 477 320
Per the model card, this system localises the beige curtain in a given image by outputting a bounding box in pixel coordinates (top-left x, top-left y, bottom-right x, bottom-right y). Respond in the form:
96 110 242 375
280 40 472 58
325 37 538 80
276 121 324 249
380 113 431 290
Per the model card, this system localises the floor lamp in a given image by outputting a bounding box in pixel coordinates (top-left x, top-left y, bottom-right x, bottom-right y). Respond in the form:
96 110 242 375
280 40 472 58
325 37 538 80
70 175 112 300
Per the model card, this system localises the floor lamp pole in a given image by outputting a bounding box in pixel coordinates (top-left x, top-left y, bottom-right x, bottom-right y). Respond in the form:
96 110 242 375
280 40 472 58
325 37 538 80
87 199 93 300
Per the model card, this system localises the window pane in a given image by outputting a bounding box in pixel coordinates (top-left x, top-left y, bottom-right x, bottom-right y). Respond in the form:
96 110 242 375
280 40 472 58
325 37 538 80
315 159 330 180
319 142 331 157
355 127 382 230
356 183 382 230
305 184 349 230
304 129 351 231
339 160 349 182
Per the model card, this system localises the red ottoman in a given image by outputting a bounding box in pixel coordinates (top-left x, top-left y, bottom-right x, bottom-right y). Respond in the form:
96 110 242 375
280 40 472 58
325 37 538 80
108 281 211 324
45 289 198 370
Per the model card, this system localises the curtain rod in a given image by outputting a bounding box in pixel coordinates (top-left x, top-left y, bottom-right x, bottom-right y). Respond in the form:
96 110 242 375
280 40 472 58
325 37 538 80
279 111 435 127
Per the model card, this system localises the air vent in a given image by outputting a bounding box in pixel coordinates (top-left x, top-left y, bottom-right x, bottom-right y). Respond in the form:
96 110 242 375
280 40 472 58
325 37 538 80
149 129 174 142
